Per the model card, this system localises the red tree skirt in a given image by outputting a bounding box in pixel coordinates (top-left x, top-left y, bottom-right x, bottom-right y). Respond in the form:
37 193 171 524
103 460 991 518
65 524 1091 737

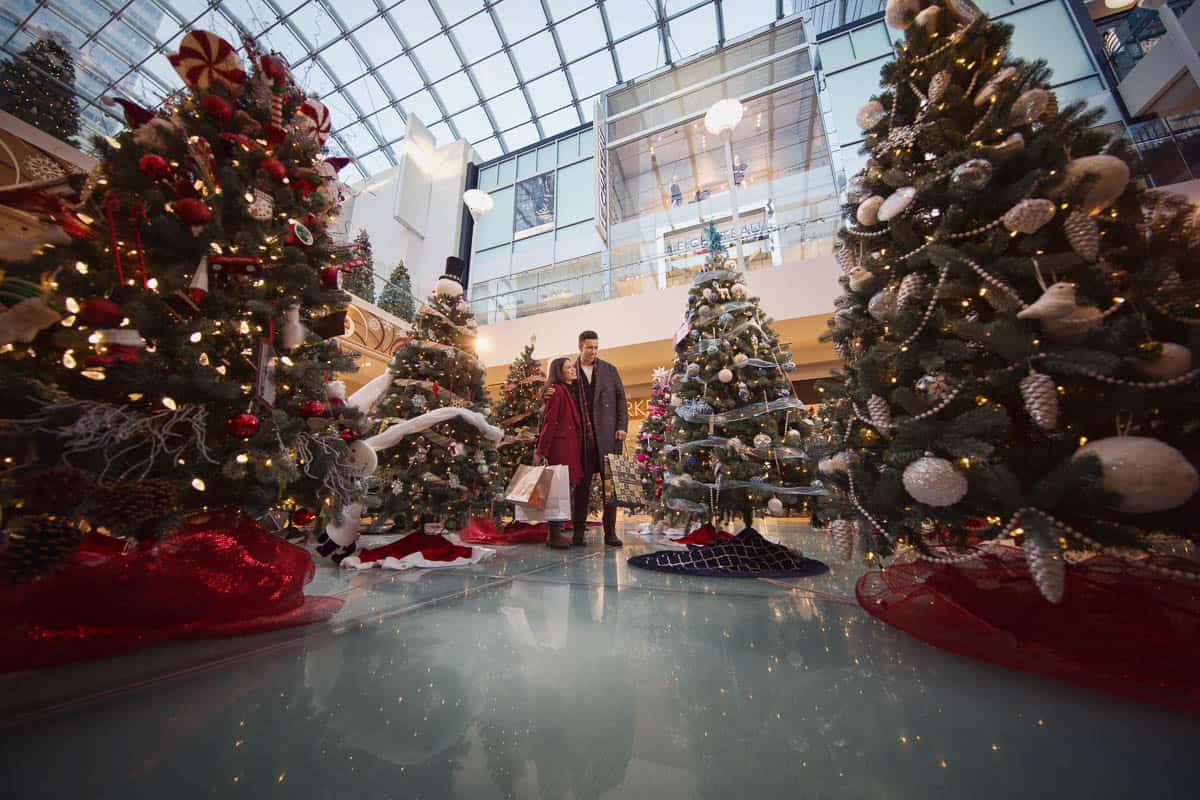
674 523 735 547
0 510 342 673
856 548 1200 713
459 517 602 545
341 530 495 570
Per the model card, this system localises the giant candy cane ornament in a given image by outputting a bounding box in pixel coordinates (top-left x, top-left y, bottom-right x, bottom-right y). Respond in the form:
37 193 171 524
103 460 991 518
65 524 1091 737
295 99 331 146
167 31 246 93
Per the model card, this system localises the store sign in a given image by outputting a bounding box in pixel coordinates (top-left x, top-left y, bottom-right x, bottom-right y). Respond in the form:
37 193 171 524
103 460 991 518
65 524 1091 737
513 172 555 240
593 103 609 247
626 397 648 420
663 210 768 260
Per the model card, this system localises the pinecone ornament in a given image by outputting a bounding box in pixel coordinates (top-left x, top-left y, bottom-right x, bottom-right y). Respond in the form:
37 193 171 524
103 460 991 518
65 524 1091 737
24 465 97 514
1019 370 1058 432
897 273 925 308
928 70 951 104
2 516 83 583
868 394 892 430
829 519 858 562
1063 210 1099 261
832 338 849 361
1023 533 1065 604
92 479 178 537
835 243 857 274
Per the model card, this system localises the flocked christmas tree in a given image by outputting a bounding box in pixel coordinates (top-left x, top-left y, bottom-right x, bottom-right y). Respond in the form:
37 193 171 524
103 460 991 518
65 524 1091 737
340 229 375 303
367 258 501 533
811 0 1200 601
0 31 367 580
493 336 545 507
635 366 673 520
378 259 416 322
0 34 81 147
662 221 815 526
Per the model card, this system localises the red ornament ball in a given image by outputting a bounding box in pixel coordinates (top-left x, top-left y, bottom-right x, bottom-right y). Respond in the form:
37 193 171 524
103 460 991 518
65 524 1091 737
291 507 317 526
298 400 327 419
201 94 233 121
225 412 260 438
80 297 123 327
319 266 339 289
174 197 212 227
138 154 172 180
339 427 360 442
259 157 287 181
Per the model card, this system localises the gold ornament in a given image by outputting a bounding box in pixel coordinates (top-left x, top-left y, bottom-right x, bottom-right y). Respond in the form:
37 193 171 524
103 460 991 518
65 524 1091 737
897 272 925 307
1019 369 1058 432
1063 210 1099 261
868 394 892 429
1023 532 1065 604
1002 199 1056 234
829 519 858 562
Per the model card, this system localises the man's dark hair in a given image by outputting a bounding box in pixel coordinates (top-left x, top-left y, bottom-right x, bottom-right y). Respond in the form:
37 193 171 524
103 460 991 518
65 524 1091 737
578 330 598 346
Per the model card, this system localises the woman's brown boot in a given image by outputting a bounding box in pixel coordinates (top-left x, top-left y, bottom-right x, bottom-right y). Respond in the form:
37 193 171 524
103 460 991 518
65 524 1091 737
546 522 571 549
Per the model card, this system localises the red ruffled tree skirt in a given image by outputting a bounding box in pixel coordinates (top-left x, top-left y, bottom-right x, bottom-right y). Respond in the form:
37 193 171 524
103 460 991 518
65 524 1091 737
341 530 495 570
856 548 1200 713
459 517 601 545
0 510 342 674
674 523 735 547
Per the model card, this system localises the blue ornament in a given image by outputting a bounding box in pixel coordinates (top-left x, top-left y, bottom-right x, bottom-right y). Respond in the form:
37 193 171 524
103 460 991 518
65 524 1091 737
719 313 734 326
685 455 699 470
706 344 719 356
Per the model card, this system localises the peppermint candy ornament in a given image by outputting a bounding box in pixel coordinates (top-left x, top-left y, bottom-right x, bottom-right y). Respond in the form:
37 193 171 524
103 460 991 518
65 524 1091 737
295 98 331 145
167 31 246 93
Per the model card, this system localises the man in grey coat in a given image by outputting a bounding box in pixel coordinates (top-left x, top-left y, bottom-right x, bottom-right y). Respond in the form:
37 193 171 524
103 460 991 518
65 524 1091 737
571 330 627 547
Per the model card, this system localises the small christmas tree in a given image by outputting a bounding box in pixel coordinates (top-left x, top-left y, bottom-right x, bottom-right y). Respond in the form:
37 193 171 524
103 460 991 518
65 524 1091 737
0 31 364 577
636 367 672 520
378 260 416 322
0 35 81 146
662 221 814 526
369 259 501 533
340 229 375 303
812 0 1200 601
493 337 545 506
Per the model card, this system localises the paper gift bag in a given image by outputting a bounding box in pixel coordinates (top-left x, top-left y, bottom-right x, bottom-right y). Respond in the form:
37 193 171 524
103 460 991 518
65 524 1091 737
604 453 644 509
505 464 552 510
515 465 571 523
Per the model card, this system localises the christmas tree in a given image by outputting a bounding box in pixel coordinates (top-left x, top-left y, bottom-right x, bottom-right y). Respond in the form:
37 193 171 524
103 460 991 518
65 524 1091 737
662 221 815 526
368 259 501 533
340 229 375 303
0 35 81 147
493 336 545 505
378 260 416 322
0 31 366 578
812 0 1200 601
635 367 673 520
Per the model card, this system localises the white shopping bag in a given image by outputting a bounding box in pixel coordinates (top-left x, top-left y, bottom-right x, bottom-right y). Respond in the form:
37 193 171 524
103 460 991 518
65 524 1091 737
515 465 571 523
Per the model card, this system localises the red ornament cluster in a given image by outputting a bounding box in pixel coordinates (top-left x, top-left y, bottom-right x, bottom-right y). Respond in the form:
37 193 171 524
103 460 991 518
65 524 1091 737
138 154 172 181
80 297 123 328
225 413 261 438
174 197 212 227
298 400 327 419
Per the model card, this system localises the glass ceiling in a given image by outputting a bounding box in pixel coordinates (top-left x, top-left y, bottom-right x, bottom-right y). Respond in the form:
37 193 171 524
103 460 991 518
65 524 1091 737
0 1 878 181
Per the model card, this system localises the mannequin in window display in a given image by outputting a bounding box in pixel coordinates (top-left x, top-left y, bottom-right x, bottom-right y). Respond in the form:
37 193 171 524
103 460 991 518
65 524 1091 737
670 175 683 207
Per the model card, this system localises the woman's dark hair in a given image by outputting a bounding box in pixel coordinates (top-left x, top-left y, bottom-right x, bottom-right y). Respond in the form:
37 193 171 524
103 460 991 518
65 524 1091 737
540 357 572 403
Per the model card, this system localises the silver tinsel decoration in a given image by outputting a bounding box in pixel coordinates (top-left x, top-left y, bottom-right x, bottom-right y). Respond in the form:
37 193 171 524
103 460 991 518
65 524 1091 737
1024 532 1065 604
868 394 892 430
1019 370 1058 432
829 519 858 562
1063 210 1099 261
897 273 925 308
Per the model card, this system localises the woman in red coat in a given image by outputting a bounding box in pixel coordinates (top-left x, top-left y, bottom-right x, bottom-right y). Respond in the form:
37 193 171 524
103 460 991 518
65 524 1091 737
535 357 584 548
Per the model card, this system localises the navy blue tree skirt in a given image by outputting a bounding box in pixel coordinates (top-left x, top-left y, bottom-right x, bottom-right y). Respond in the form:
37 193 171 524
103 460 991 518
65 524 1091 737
628 528 828 579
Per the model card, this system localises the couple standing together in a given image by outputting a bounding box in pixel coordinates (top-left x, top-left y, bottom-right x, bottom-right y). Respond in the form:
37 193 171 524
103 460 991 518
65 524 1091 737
534 330 627 549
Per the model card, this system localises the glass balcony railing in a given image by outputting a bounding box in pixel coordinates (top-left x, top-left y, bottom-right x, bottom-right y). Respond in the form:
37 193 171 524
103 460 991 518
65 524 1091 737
1097 0 1195 84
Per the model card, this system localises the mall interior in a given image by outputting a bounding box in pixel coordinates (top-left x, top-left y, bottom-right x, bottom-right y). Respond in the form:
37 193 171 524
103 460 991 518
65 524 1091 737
1 1 1199 797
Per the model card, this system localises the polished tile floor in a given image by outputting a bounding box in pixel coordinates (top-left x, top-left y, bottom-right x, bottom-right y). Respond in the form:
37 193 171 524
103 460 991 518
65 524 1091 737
1 519 1196 799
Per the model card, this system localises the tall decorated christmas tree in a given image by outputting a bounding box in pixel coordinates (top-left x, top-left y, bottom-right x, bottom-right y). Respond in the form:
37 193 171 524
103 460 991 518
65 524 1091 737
493 336 545 503
378 259 416 322
812 0 1200 601
367 258 502 533
636 366 673 520
0 35 81 146
0 31 365 580
340 229 375 303
662 222 815 525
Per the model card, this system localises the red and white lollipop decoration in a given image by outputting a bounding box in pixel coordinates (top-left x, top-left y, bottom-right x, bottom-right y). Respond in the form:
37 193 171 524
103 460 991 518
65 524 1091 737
295 99 331 146
168 31 246 93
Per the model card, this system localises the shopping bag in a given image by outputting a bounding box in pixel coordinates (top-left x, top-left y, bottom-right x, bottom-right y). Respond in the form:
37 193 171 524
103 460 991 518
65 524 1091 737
505 464 552 510
604 453 644 509
515 465 572 523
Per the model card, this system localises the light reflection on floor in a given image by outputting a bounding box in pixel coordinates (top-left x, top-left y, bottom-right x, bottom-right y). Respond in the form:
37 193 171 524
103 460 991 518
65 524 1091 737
0 518 1195 799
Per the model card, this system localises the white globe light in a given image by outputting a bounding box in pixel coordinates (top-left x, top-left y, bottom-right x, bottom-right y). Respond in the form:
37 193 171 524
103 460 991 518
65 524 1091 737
462 189 494 217
704 98 744 136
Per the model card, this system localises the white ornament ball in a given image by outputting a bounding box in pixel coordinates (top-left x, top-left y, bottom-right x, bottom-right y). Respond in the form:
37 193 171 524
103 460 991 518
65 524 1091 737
703 288 714 301
885 0 922 29
767 497 784 516
857 195 885 226
1074 436 1199 513
902 456 968 507
818 451 854 475
753 433 772 450
435 276 464 298
733 353 749 366
718 368 734 383
878 187 917 222
856 100 886 131
1132 342 1193 380
346 440 378 477
731 283 748 299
